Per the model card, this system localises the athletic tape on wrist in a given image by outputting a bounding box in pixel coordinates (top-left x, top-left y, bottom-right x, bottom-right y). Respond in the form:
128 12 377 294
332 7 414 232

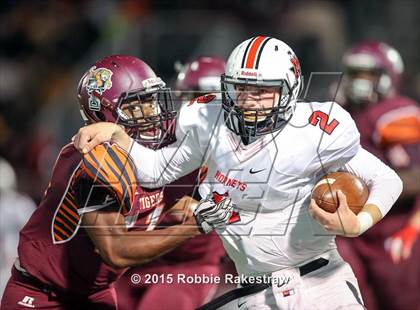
194 212 213 234
357 211 374 235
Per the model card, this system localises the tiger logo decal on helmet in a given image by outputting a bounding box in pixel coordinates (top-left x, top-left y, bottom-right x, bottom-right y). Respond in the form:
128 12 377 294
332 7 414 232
86 67 113 111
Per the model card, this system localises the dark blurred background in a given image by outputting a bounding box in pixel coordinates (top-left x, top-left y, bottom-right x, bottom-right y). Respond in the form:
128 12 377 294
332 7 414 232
0 0 420 304
0 0 419 201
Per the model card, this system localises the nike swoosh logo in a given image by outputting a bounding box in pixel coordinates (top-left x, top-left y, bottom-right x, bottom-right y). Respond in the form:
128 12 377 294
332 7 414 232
249 168 266 174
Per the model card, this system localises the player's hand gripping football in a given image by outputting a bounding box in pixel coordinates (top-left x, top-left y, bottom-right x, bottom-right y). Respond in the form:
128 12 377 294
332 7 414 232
72 122 131 154
309 190 360 237
194 195 235 234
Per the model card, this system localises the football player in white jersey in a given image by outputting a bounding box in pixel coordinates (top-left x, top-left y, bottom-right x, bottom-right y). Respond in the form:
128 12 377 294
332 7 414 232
73 36 402 310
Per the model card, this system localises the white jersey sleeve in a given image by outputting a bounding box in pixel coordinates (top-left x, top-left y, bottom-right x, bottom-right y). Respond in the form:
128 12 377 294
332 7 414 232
306 102 360 174
342 147 403 217
128 95 221 188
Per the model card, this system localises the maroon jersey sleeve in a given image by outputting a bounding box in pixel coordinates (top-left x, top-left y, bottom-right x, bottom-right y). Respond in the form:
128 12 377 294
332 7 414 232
18 143 161 294
159 167 226 264
81 143 139 215
354 96 420 164
370 97 420 145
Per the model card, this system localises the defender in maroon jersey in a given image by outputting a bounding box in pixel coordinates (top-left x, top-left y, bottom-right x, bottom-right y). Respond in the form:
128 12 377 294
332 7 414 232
0 55 204 309
336 41 420 310
116 168 228 310
174 56 226 102
115 57 228 310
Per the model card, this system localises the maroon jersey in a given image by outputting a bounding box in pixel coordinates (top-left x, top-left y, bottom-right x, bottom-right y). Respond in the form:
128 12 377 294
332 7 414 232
159 168 225 265
351 96 420 165
113 168 226 310
350 95 420 215
17 143 165 295
338 96 420 310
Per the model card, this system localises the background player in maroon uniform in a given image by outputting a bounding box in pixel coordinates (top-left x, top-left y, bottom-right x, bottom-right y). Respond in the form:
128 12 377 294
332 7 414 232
173 56 226 103
336 41 420 310
0 55 225 309
115 56 229 310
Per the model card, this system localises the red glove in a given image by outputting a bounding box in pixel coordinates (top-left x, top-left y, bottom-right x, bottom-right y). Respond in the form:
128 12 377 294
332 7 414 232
385 224 419 264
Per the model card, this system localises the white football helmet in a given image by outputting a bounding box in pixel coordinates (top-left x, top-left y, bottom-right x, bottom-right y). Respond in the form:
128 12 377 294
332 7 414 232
222 36 303 139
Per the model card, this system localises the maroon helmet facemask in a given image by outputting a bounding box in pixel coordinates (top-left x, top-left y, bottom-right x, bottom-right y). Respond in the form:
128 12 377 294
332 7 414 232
116 87 177 149
342 41 404 105
78 55 177 149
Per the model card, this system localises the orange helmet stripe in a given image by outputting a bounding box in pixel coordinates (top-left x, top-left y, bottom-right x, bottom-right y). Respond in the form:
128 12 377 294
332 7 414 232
245 36 268 69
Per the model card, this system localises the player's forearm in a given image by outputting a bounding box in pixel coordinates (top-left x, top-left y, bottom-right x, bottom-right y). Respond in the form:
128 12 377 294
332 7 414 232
355 177 402 236
112 217 200 267
359 204 382 224
354 203 382 236
345 148 403 219
128 136 200 188
344 148 403 235
356 177 402 236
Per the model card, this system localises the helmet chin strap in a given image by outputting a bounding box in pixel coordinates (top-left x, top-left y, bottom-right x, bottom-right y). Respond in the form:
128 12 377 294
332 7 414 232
241 134 261 146
241 115 289 146
237 100 295 146
241 120 272 145
79 109 90 124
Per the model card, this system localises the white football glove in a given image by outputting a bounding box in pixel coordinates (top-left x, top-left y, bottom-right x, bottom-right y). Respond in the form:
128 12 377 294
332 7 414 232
194 196 235 234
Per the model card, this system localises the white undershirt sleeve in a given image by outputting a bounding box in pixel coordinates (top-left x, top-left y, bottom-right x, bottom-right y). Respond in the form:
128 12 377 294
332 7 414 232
342 147 403 218
128 127 204 188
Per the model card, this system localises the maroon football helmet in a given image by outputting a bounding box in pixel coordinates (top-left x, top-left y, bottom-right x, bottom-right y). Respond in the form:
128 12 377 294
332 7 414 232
77 55 176 149
174 57 226 101
342 41 404 105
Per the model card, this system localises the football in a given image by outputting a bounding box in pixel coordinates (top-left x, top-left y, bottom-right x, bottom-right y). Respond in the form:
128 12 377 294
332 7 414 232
311 172 369 214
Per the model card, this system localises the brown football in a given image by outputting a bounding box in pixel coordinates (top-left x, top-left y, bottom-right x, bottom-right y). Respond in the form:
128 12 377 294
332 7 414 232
311 172 369 214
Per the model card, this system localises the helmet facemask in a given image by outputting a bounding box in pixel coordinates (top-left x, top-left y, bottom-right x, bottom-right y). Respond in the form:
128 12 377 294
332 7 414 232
344 68 387 107
221 75 296 143
116 87 177 149
342 41 404 106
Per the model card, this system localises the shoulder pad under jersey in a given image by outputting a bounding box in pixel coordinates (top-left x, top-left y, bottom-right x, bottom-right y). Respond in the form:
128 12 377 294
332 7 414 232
178 93 223 134
81 143 139 213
